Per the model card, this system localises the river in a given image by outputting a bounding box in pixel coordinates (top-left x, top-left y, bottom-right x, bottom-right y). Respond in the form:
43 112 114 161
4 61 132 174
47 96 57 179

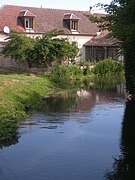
0 81 126 180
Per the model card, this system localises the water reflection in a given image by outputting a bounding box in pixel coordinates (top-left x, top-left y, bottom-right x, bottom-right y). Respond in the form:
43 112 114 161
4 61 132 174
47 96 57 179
88 76 125 93
106 101 135 179
19 87 124 131
0 136 19 149
42 90 77 113
0 121 19 149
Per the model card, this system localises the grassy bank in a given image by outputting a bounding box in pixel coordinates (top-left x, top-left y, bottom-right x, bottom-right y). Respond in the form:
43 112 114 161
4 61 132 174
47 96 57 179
0 73 56 143
0 73 56 121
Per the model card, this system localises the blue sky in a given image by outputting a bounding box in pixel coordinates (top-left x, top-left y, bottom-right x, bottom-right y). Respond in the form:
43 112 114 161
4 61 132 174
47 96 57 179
0 0 112 11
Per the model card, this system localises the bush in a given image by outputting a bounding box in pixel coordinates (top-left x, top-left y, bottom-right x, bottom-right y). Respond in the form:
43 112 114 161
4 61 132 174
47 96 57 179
50 64 83 86
91 58 124 76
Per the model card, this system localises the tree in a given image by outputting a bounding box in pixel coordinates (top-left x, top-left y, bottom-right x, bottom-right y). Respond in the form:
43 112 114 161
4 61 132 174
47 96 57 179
2 32 36 66
30 31 78 67
88 0 135 99
1 30 79 68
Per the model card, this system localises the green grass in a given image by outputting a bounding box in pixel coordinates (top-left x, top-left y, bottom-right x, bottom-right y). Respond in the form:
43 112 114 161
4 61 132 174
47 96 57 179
0 73 55 121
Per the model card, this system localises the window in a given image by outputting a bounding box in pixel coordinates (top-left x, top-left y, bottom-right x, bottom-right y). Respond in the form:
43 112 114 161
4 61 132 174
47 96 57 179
26 18 33 29
72 21 78 30
63 13 79 32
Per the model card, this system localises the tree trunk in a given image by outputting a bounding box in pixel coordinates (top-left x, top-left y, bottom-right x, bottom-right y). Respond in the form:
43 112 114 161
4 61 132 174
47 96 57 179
124 41 135 100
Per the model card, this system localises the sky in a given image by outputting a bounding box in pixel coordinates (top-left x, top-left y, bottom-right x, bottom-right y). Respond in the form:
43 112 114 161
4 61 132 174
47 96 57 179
0 0 112 12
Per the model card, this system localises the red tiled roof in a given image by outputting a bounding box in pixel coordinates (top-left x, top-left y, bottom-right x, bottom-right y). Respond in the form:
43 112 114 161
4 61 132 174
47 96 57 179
0 5 99 34
84 30 120 47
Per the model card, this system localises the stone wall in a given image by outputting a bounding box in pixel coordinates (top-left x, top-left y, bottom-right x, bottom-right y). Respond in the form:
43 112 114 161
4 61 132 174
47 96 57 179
0 47 47 73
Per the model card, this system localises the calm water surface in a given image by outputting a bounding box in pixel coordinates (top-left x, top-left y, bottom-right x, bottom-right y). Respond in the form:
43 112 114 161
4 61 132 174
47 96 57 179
0 87 125 180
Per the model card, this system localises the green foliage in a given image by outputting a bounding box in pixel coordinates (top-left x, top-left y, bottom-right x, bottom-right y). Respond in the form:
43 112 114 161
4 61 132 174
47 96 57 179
105 0 135 97
87 1 135 41
50 64 83 87
0 73 55 121
104 1 135 43
30 37 78 67
91 58 124 76
2 32 36 65
2 30 79 68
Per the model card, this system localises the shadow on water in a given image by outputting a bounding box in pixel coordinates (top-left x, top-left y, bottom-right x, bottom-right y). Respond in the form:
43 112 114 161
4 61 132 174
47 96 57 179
106 100 135 180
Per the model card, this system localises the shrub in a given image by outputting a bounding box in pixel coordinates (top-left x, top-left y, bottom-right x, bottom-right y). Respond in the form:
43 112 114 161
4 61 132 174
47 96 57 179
91 58 124 76
50 64 83 86
2 32 36 66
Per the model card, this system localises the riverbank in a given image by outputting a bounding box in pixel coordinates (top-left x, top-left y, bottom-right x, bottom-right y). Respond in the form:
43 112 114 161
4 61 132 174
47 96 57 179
0 73 57 121
0 72 64 143
0 72 59 142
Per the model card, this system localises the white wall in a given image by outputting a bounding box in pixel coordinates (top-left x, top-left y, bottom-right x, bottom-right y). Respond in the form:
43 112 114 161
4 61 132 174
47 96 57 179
59 34 93 61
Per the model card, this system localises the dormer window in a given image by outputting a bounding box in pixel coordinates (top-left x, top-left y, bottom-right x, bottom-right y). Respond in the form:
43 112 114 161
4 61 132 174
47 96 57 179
63 13 80 33
18 10 36 32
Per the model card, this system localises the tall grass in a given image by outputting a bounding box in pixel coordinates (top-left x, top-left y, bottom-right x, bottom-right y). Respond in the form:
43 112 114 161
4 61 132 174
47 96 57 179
91 58 124 76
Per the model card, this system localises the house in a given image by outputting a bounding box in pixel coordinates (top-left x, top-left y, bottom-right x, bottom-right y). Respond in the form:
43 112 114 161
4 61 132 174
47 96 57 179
0 5 120 69
84 30 123 62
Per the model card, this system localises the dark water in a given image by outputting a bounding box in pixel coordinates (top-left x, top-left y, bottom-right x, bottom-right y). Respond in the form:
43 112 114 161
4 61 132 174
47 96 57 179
0 84 126 180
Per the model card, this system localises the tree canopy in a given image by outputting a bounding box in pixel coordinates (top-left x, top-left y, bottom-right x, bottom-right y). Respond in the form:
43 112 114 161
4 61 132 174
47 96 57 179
2 30 79 68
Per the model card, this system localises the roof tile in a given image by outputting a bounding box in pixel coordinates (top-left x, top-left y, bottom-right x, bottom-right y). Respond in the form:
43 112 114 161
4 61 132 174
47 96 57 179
0 5 99 34
84 31 120 47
